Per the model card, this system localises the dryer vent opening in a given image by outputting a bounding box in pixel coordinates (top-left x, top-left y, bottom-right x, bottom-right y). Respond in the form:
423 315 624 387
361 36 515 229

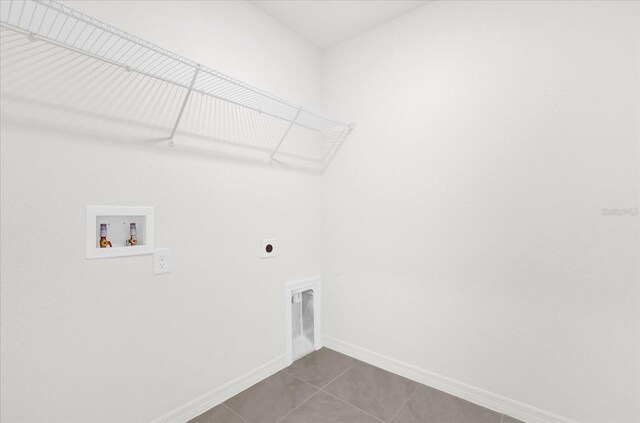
291 289 315 361
285 277 321 365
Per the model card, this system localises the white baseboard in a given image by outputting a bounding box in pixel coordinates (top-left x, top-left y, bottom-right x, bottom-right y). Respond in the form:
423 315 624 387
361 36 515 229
151 355 286 423
323 336 578 423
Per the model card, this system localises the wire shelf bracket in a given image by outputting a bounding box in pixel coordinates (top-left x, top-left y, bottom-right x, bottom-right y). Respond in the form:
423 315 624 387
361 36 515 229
271 107 302 162
169 66 199 146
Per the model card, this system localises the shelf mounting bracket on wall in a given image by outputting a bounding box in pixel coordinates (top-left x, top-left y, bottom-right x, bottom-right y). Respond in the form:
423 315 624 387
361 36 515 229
270 107 302 162
168 66 200 147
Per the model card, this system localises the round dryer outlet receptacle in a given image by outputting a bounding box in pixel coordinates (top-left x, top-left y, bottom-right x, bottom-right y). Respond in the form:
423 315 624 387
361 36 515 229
261 239 276 259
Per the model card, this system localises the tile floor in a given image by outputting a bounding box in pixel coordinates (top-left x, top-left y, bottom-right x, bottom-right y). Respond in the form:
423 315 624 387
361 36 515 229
189 348 524 423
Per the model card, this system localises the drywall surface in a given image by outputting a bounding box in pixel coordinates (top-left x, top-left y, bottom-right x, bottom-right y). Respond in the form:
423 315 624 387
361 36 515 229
0 1 322 422
322 1 639 422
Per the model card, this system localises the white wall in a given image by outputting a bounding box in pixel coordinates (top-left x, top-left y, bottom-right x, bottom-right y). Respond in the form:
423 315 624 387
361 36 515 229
322 2 639 423
0 1 322 422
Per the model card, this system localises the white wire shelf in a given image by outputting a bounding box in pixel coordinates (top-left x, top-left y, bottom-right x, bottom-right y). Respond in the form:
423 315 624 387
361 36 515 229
0 0 353 170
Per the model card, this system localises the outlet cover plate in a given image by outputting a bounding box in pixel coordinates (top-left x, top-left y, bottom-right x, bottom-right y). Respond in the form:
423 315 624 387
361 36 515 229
153 248 171 274
261 239 276 259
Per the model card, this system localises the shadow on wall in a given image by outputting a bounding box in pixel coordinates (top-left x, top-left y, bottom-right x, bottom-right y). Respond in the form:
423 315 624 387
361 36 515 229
1 92 322 174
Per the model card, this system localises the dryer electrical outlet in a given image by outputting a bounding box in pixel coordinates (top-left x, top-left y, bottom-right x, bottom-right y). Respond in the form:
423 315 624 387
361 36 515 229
261 239 276 259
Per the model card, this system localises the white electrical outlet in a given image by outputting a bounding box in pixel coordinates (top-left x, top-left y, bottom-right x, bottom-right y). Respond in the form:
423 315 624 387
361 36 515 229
261 239 276 259
153 248 171 274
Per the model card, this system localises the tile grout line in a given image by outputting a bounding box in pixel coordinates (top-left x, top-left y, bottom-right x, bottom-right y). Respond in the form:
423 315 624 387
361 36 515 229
285 358 360 390
273 367 327 423
386 384 420 423
319 389 386 423
287 356 398 422
275 359 364 422
222 403 250 423
317 359 360 389
224 369 318 423
319 358 418 423
274 389 322 423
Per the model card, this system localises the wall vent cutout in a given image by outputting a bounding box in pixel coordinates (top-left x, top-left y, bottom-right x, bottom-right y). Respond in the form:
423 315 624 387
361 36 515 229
285 277 321 365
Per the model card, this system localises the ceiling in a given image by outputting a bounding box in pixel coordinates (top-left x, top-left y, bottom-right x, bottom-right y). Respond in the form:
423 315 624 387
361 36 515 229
249 1 430 49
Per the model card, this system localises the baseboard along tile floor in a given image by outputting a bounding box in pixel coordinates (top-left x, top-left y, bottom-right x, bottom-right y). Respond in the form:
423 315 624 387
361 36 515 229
189 348 524 423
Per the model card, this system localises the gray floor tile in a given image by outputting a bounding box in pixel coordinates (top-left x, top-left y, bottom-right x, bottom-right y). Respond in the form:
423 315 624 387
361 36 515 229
188 404 246 423
284 348 358 388
224 370 318 423
501 415 525 423
324 362 418 422
391 386 502 423
279 391 381 423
